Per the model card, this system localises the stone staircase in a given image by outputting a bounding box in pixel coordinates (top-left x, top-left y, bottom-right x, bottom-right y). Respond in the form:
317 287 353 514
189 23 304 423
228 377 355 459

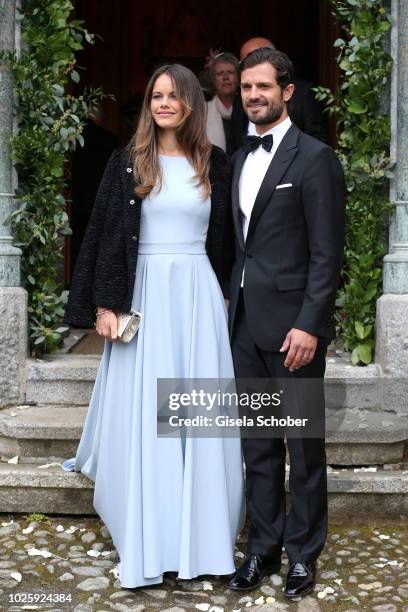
25 354 101 406
0 352 407 517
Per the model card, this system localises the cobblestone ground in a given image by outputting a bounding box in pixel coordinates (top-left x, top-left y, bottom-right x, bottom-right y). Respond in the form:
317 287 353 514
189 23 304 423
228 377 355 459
0 515 406 612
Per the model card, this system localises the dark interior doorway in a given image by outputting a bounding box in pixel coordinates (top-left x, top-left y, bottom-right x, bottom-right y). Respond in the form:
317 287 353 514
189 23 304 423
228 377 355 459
73 0 339 143
65 0 339 283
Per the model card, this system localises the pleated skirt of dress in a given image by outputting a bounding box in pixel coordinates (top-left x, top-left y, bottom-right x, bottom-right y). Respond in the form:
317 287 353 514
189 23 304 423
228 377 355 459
63 242 245 588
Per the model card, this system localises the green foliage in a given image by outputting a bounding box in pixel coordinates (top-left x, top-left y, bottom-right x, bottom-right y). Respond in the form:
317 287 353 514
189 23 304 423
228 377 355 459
25 512 50 524
315 0 392 365
0 0 105 354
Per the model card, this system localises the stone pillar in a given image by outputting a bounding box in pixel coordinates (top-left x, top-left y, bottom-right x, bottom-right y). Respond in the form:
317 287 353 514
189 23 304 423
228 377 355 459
0 0 28 407
383 0 408 294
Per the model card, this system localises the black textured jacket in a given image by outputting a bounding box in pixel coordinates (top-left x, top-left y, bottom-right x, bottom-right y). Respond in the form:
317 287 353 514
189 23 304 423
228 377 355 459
64 145 233 328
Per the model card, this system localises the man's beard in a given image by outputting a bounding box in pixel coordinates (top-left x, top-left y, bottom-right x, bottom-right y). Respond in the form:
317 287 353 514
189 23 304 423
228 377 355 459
248 100 285 125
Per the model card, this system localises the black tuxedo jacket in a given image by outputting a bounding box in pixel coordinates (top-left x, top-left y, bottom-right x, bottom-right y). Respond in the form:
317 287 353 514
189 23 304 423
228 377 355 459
230 79 329 153
229 123 346 351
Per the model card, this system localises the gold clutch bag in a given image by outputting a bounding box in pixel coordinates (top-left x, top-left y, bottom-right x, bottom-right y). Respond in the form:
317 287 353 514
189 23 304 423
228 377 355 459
116 310 142 343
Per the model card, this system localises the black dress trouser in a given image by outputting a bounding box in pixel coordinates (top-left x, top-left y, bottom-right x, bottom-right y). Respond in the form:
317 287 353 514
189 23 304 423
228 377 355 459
231 291 328 563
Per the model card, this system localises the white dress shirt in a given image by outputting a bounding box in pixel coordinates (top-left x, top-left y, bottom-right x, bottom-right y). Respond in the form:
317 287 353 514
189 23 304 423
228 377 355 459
239 116 292 286
247 120 258 136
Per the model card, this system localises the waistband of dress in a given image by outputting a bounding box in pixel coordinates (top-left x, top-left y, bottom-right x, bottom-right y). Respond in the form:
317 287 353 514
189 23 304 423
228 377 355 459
138 241 207 255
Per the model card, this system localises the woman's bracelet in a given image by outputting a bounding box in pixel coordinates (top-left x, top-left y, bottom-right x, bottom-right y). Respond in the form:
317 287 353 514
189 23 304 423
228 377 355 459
95 309 113 318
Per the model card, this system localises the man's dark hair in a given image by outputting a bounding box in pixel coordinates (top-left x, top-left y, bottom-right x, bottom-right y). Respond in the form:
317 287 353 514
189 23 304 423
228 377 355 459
239 48 294 90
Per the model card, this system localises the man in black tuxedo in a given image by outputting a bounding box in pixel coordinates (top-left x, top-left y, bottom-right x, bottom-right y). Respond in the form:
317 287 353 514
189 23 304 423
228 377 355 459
230 37 329 151
227 47 345 598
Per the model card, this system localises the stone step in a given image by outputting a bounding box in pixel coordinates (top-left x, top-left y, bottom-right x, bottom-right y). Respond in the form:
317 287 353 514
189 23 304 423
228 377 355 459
326 408 408 464
0 463 406 518
0 404 407 466
0 463 94 515
25 354 386 408
0 405 85 463
26 355 101 406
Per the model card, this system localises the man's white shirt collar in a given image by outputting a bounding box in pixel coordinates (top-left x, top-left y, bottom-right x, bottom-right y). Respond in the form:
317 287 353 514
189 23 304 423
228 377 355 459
247 116 292 148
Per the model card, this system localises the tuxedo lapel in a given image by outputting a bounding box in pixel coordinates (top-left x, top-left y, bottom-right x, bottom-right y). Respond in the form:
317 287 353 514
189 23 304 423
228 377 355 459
246 124 299 241
231 148 247 250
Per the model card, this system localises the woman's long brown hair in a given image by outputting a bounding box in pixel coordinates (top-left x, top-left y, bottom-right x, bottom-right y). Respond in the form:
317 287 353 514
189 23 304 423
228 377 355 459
130 64 212 199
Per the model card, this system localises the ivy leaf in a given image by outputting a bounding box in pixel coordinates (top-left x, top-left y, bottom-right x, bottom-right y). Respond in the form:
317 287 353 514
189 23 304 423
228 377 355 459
50 166 63 178
364 286 378 302
351 347 360 365
51 84 64 96
351 343 372 366
348 102 367 114
69 40 83 51
378 21 391 33
355 321 365 340
357 343 372 365
340 58 351 71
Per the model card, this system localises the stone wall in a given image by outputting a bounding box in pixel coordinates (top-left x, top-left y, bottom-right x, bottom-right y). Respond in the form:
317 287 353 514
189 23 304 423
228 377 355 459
0 288 28 406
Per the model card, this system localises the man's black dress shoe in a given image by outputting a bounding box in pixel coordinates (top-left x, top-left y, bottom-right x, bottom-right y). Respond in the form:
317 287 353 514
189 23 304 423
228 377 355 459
285 561 316 598
228 554 281 591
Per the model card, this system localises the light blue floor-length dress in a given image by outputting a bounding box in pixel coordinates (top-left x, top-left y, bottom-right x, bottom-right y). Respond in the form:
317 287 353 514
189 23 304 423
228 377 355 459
63 155 245 588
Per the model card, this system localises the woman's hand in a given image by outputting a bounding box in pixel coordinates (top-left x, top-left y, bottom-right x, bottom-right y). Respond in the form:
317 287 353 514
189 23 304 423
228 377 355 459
95 308 119 342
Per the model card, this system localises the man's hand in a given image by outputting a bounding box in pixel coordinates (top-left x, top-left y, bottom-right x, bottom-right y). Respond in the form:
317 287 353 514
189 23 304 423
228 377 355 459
279 328 318 371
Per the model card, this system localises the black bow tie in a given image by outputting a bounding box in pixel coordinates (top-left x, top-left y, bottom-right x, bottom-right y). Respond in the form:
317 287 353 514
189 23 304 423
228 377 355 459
243 134 273 154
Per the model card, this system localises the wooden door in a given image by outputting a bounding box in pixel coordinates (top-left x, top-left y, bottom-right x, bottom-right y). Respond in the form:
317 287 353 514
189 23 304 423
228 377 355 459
65 0 339 283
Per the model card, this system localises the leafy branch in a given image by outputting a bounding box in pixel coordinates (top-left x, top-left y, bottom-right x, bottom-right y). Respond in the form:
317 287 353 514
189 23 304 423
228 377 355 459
1 0 106 354
315 0 392 364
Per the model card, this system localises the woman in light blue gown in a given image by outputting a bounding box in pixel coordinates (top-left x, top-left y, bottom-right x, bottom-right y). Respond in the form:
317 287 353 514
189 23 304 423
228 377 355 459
62 64 245 588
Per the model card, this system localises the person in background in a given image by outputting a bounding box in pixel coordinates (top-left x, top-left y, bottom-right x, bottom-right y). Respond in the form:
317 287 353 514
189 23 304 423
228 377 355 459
230 37 329 152
206 52 240 155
